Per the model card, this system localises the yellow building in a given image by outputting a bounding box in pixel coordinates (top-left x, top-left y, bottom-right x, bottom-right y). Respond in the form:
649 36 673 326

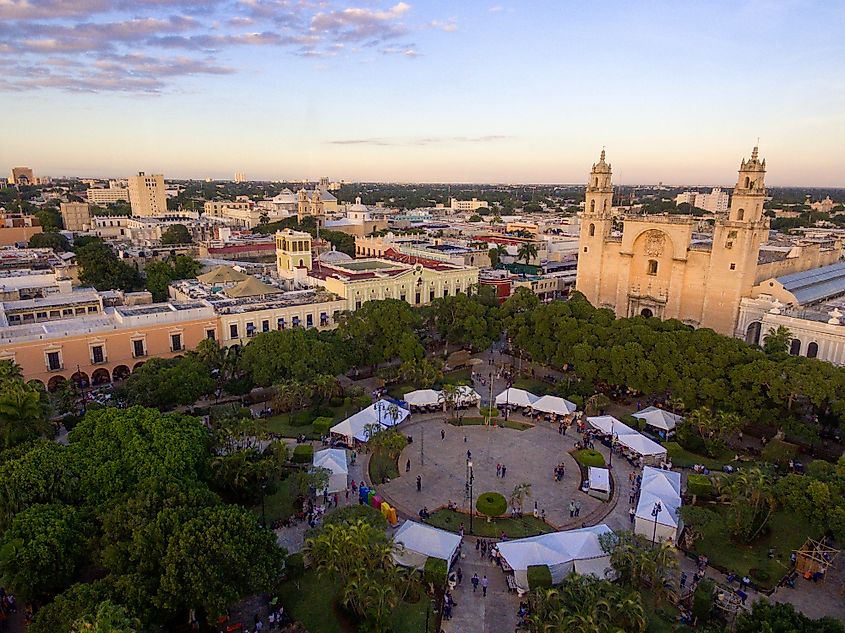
60 202 91 232
575 147 835 336
128 172 167 216
8 167 34 186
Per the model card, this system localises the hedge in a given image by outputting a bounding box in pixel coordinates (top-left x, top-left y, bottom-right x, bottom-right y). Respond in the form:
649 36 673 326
292 444 314 463
527 565 552 589
312 417 333 436
289 410 314 427
686 474 714 498
476 492 507 517
285 552 305 580
572 449 605 468
424 557 448 587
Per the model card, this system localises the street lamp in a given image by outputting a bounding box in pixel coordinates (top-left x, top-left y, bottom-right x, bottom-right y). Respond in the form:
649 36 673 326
468 460 474 535
651 501 662 547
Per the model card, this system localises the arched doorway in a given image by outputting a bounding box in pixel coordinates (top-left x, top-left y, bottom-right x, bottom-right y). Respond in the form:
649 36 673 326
91 368 111 386
789 339 802 356
807 342 819 358
641 308 654 318
745 321 762 345
112 365 130 381
47 375 67 393
133 361 145 370
71 371 89 388
28 379 45 391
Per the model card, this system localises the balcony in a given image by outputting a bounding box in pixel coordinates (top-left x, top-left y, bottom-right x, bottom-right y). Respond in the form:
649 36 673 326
91 356 109 365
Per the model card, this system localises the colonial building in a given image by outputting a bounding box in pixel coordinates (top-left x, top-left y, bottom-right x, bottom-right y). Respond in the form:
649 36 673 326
575 148 839 337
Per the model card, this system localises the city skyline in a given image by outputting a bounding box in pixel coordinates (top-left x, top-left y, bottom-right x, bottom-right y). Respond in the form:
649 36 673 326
1 0 844 186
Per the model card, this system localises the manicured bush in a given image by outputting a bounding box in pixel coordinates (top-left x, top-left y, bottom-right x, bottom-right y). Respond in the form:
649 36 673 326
289 410 313 427
423 557 448 587
285 552 305 580
292 444 314 463
687 474 714 498
312 417 333 436
476 492 507 517
572 449 605 468
479 406 499 418
527 564 552 589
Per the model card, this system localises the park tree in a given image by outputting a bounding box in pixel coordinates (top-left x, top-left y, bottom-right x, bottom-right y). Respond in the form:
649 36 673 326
240 328 343 386
74 601 140 633
160 223 192 244
144 255 201 301
336 299 423 368
428 292 502 352
715 467 777 543
272 379 312 412
0 377 52 448
29 231 71 251
119 357 214 409
678 408 743 457
601 531 678 604
735 600 845 633
763 325 792 355
488 244 507 267
77 241 142 291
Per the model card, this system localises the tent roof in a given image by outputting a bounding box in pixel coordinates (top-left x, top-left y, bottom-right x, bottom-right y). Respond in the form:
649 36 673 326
635 467 682 527
532 395 577 415
631 406 684 431
495 388 538 407
497 525 613 571
394 520 462 563
222 276 282 298
313 448 348 475
330 399 410 441
404 389 440 406
456 385 481 404
588 466 610 492
197 265 249 284
586 415 636 436
616 433 667 457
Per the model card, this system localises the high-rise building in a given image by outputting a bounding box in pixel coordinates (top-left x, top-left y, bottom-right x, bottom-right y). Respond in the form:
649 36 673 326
60 202 91 232
8 167 34 186
127 172 167 216
675 188 730 212
234 172 246 183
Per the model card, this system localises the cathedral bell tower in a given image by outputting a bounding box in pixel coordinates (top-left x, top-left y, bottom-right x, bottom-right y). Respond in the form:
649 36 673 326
575 150 614 304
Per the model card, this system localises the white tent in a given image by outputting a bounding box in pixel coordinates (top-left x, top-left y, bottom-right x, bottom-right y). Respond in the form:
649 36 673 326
635 467 683 543
631 406 684 433
497 525 614 591
616 433 667 461
532 395 577 415
588 466 611 501
495 388 539 407
313 448 348 493
392 520 462 570
330 399 410 444
586 415 636 436
403 389 441 407
456 385 481 406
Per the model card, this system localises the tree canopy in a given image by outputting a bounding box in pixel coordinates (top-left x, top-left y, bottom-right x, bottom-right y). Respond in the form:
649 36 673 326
76 241 142 291
159 224 192 245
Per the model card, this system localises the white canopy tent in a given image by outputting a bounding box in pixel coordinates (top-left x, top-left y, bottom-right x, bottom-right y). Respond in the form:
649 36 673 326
635 467 683 543
616 433 667 461
456 385 481 406
495 388 539 408
497 525 614 592
330 399 410 444
631 406 684 433
392 520 462 570
313 448 348 493
403 389 441 407
532 395 577 415
586 415 637 436
588 466 611 500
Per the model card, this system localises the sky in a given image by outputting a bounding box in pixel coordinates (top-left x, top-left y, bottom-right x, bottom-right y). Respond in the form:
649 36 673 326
1 0 843 186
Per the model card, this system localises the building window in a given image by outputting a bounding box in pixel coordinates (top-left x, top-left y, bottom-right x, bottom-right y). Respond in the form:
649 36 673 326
63 308 73 316
91 345 105 364
589 223 595 236
415 292 421 304
36 311 47 320
170 334 182 352
400 293 406 302
277 317 286 330
306 314 313 328
320 312 329 326
789 339 801 356
229 323 239 339
807 342 818 358
246 322 255 337
730 263 736 270
443 288 449 297
583 247 588 253
206 329 216 341
262 320 270 333
132 339 146 357
429 290 435 302
590 200 595 212
292 316 300 327
647 259 658 276
737 208 745 221
355 300 362 310
87 306 98 313
47 351 62 371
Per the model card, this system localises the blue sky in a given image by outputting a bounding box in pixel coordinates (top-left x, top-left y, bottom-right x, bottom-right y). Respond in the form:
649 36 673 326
1 0 843 185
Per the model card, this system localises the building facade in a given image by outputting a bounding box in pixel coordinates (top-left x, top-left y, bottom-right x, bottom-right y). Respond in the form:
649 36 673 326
8 167 34 186
87 185 129 205
60 202 91 232
128 172 167 216
450 198 489 212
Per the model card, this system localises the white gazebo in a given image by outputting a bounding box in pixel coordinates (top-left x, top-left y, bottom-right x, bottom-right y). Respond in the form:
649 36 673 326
586 415 636 436
330 399 410 444
616 433 667 464
532 395 577 416
497 525 614 592
403 389 441 408
313 448 348 493
455 385 481 406
587 466 611 501
392 520 462 570
631 406 684 436
635 467 683 544
495 388 539 408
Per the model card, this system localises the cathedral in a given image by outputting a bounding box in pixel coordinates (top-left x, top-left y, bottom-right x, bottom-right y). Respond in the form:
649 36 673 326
575 147 829 337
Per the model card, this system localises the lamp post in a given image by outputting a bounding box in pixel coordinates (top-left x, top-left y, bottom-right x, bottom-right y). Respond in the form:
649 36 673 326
468 460 474 535
651 501 662 547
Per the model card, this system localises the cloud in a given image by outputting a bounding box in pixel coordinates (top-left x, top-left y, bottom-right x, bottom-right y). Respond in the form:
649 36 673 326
326 135 511 146
0 0 448 93
488 5 503 12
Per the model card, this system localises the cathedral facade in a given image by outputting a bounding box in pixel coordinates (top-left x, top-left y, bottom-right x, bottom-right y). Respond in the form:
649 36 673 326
575 148 770 336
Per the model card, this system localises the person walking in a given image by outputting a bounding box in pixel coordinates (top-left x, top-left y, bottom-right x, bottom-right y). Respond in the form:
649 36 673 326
569 500 576 518
441 429 446 440
416 475 422 492
406 459 411 472
496 464 501 477
629 507 636 524
574 501 581 517
471 573 480 593
501 465 507 478
457 567 463 585
481 575 489 597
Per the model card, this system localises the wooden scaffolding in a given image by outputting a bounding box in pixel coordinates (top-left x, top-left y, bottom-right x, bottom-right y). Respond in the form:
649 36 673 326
794 538 839 580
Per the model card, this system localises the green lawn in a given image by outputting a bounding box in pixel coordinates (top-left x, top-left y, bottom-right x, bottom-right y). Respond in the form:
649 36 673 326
664 441 731 470
691 507 818 590
425 508 555 539
369 451 400 483
572 448 606 468
262 399 357 438
512 377 553 395
251 476 299 525
446 416 530 430
276 569 436 633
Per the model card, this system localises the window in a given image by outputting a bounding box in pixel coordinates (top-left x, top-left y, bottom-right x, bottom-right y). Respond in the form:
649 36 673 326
789 339 801 356
355 300 362 310
22 313 34 322
590 200 595 212
415 292 421 304
87 306 98 313
229 323 239 339
807 342 818 358
589 223 595 236
730 263 736 270
36 311 47 320
399 293 406 302
246 322 255 337
49 310 60 318
7 315 20 323
277 317 286 330
47 351 61 371
744 176 750 188
443 288 449 297
306 314 313 328
429 290 435 302
737 208 745 221
320 312 329 326
170 334 182 352
583 247 588 253
292 316 300 327
75 307 86 315
262 320 270 333
647 259 658 276
132 339 145 357
63 308 73 316
206 329 216 341
91 345 104 364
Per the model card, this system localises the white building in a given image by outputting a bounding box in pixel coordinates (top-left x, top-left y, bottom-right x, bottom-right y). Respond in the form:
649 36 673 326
127 172 168 217
87 184 129 205
450 198 489 212
675 188 729 213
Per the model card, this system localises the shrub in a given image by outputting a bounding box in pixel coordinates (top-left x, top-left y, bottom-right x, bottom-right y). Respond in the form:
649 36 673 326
566 394 584 409
623 414 645 431
479 406 499 418
238 407 253 419
572 449 605 468
692 579 714 622
285 552 305 580
292 444 314 463
423 557 448 587
310 405 333 419
686 474 714 498
322 505 388 531
354 395 372 409
312 417 333 436
329 396 344 408
527 565 552 589
476 492 507 517
761 438 798 466
289 410 313 427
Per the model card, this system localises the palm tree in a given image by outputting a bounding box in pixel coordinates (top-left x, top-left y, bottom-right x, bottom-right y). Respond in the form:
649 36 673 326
517 242 538 266
489 214 503 227
272 380 311 412
0 385 52 448
488 244 508 267
312 373 341 405
439 384 460 419
763 325 793 355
